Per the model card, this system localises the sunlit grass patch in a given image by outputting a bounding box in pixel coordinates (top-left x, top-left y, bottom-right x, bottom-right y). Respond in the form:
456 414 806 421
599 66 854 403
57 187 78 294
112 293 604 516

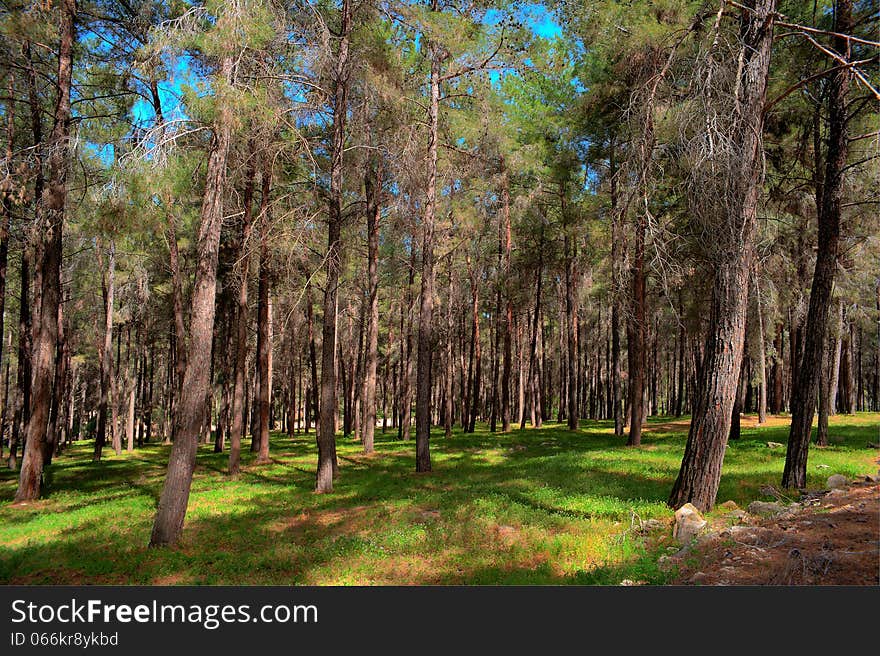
0 412 877 585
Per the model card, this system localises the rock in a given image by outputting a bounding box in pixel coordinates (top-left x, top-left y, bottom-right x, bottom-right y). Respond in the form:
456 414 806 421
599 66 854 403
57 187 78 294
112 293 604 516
826 474 848 489
816 464 830 469
826 488 846 498
727 509 748 522
689 571 709 585
865 472 880 483
747 501 786 517
766 441 784 448
719 500 739 511
673 503 707 544
636 519 663 534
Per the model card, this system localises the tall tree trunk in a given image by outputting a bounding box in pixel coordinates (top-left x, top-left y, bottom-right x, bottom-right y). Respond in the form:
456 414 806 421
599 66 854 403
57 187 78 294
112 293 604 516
228 146 256 475
444 271 454 437
467 259 481 434
415 19 440 472
521 247 543 429
770 323 784 414
317 0 352 491
16 0 75 501
754 274 768 424
782 0 851 489
828 300 843 414
93 249 116 460
416 20 440 472
500 163 513 432
626 213 646 446
256 159 272 464
362 157 381 454
610 135 625 435
669 0 776 511
564 231 578 431
0 74 13 409
149 56 233 545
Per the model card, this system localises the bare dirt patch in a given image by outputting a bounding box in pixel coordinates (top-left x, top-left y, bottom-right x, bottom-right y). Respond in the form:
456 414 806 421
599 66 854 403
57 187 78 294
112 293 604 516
671 481 879 585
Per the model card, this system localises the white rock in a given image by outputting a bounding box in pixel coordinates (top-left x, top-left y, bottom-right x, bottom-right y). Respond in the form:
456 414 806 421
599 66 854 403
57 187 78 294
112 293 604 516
673 503 707 544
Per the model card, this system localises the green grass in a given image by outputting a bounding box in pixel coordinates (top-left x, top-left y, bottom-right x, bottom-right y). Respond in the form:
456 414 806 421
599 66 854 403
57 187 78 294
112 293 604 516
1 413 877 585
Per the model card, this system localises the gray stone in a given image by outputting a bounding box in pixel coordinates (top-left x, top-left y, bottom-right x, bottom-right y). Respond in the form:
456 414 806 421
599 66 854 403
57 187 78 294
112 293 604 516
637 519 663 534
865 472 880 483
766 441 784 449
747 501 786 517
689 571 709 585
673 503 707 544
727 509 749 522
719 500 739 511
826 474 848 489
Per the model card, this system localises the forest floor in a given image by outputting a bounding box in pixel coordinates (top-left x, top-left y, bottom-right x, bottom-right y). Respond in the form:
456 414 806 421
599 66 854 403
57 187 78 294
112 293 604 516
669 480 879 585
1 413 877 585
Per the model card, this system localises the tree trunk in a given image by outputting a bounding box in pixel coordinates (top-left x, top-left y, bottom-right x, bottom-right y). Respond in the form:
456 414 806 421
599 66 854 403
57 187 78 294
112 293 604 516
361 156 381 454
754 274 768 424
0 75 13 419
782 0 851 489
316 0 351 491
564 231 578 431
444 271 454 437
467 259 481 434
669 0 776 511
16 0 75 501
415 31 440 472
626 213 646 447
256 159 272 464
228 147 256 475
149 56 233 545
500 164 513 432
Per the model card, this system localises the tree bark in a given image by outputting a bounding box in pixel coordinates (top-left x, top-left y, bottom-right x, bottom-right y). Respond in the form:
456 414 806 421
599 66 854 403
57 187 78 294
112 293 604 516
361 156 381 454
626 212 646 446
16 0 76 501
256 158 272 464
228 146 256 475
782 0 851 489
149 56 234 545
564 231 578 431
754 274 768 424
316 0 351 491
415 26 440 472
669 0 776 512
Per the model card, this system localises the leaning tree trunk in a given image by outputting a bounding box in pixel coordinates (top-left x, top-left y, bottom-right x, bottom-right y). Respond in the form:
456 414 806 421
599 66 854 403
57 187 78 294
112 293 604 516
669 0 777 512
16 0 75 501
149 56 233 545
782 0 851 490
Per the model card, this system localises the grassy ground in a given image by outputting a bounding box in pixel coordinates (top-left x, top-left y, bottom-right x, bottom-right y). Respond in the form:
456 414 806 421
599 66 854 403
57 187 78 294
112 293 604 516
1 413 877 585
